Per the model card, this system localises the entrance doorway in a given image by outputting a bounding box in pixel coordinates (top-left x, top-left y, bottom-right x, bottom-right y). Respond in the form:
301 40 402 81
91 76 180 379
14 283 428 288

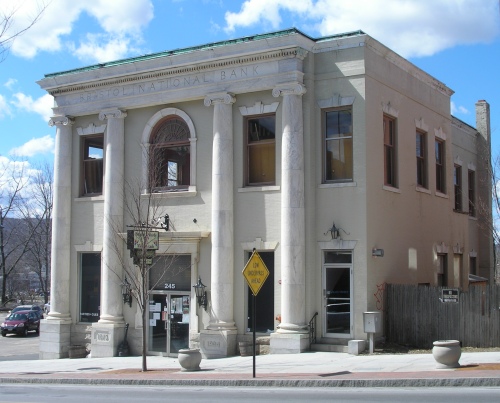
247 251 274 333
148 292 190 356
323 251 353 337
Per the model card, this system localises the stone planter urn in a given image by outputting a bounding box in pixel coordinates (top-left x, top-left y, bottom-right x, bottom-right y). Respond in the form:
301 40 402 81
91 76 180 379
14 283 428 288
432 340 461 368
178 348 202 371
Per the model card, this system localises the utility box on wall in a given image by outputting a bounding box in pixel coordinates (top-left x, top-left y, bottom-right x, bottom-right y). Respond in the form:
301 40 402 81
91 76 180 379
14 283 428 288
363 311 382 333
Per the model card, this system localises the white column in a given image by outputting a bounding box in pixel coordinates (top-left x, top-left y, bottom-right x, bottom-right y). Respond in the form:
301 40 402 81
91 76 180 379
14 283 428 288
98 108 127 324
204 93 236 331
47 116 74 323
272 83 308 334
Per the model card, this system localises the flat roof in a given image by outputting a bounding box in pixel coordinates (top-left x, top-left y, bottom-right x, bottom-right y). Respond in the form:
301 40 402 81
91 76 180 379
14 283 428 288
43 28 365 79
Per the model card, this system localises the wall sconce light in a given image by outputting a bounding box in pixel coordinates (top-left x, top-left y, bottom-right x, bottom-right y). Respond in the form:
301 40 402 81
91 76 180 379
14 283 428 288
193 276 207 311
122 277 132 307
324 222 349 240
372 248 384 257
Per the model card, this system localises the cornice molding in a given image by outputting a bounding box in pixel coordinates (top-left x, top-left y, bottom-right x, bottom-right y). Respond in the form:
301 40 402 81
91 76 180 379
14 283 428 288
47 47 306 97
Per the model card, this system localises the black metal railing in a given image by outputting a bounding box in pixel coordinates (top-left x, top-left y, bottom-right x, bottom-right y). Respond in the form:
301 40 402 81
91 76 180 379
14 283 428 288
309 311 318 346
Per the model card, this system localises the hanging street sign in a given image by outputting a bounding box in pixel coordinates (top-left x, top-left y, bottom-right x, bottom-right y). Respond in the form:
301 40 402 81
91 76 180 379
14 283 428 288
242 250 269 296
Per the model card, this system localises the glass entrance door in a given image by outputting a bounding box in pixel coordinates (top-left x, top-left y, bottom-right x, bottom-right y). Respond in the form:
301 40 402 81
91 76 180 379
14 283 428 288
323 251 352 337
148 292 190 356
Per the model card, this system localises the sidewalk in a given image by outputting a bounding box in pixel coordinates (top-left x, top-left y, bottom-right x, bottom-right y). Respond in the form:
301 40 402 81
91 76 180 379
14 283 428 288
1 351 500 387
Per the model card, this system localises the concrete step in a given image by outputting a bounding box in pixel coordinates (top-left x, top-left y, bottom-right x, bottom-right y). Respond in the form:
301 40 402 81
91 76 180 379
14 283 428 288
310 343 349 353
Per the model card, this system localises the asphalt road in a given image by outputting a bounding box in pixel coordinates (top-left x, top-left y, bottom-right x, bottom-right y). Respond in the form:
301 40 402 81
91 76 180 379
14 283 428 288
2 384 500 403
0 312 39 361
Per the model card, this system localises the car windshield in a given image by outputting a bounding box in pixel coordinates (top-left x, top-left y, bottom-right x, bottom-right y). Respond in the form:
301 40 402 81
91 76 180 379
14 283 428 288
9 313 28 321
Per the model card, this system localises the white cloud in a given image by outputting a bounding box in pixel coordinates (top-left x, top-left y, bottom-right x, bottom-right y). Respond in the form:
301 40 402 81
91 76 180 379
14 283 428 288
9 135 55 157
224 0 500 58
451 101 469 116
4 79 18 90
0 95 13 118
10 93 54 122
70 34 135 63
5 0 154 62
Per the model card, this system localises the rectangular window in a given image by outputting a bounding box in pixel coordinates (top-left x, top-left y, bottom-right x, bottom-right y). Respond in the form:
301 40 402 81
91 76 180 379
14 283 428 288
437 253 448 287
324 108 353 182
80 253 101 322
468 170 476 216
435 139 445 193
383 115 397 187
81 135 104 196
454 165 462 211
469 256 477 276
416 131 427 188
246 115 275 186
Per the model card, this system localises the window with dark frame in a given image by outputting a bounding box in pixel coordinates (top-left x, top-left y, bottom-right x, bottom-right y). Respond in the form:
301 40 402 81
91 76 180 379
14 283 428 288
245 115 276 186
454 165 462 211
468 170 476 216
383 115 397 187
437 253 448 287
324 107 353 182
416 131 427 188
81 135 103 196
150 117 191 192
469 256 477 276
435 139 445 193
80 253 101 323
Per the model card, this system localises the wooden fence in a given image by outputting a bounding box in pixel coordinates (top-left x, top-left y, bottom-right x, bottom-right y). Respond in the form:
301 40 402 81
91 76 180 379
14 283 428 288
385 284 500 348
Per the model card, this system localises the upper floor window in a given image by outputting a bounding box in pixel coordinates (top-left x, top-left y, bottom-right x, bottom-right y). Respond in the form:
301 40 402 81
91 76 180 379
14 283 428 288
468 170 476 216
435 139 445 193
437 253 448 287
324 107 353 182
454 165 462 211
150 117 191 192
245 115 276 186
383 115 397 187
81 135 103 196
416 131 427 188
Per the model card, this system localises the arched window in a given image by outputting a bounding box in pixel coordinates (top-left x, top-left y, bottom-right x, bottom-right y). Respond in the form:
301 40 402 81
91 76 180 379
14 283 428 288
150 117 191 192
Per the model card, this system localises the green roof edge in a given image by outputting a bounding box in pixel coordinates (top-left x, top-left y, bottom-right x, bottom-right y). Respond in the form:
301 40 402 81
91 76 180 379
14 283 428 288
43 28 366 79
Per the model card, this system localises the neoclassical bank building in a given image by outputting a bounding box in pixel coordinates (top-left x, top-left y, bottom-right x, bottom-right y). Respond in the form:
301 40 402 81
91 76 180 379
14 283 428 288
38 28 493 359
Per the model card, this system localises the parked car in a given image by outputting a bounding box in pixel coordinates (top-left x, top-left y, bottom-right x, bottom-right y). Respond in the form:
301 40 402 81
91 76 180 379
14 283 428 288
1 310 40 337
11 305 44 319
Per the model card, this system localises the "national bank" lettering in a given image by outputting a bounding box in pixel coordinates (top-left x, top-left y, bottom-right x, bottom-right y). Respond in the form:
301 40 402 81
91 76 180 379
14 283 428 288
78 66 260 104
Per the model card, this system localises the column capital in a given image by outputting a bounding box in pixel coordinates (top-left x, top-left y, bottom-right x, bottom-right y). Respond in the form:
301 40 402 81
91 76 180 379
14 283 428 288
272 82 307 98
99 108 127 121
49 116 74 127
204 92 236 107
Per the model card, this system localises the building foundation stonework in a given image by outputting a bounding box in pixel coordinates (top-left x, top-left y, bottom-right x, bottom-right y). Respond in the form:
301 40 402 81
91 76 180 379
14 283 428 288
37 28 493 359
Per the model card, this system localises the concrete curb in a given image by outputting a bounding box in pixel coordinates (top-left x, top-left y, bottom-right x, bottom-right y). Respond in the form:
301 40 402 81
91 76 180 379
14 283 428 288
2 376 500 388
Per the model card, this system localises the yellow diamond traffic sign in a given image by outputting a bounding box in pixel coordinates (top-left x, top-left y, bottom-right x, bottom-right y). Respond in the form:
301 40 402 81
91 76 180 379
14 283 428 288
242 251 269 296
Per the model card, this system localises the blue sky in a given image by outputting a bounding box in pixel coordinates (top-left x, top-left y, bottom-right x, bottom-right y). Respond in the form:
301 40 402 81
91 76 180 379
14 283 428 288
0 0 499 168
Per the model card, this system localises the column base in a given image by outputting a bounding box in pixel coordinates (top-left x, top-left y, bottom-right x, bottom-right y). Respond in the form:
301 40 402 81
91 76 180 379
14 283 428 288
90 323 127 358
199 329 237 358
270 332 310 354
39 319 71 359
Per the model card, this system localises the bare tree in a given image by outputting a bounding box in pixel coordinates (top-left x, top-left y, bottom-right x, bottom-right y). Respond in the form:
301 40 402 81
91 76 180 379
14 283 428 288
106 146 190 372
17 162 53 304
0 1 49 62
0 159 40 304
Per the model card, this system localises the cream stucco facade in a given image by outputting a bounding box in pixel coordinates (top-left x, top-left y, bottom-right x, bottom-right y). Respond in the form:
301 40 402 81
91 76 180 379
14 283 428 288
37 29 493 359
